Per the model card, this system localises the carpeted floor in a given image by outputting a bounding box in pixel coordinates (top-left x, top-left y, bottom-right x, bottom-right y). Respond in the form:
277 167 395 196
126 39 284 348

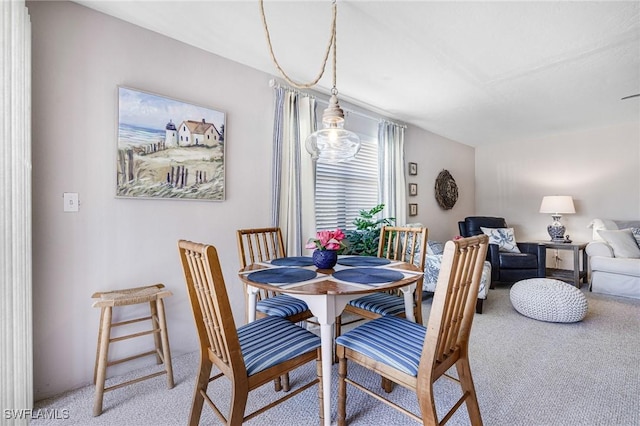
32 286 640 425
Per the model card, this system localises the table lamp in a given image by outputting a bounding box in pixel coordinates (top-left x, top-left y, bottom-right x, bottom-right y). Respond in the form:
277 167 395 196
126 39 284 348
539 196 575 242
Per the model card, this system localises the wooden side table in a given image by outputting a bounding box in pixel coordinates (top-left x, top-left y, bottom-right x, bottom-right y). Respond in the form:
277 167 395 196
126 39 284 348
535 241 588 288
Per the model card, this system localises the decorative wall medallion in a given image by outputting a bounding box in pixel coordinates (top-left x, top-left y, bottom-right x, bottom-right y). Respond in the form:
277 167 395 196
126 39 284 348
434 169 458 210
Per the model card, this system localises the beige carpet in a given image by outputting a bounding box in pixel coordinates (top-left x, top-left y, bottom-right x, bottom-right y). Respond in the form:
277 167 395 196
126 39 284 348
32 286 640 425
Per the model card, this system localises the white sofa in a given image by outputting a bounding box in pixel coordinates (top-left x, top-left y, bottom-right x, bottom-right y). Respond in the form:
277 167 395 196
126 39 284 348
586 219 640 299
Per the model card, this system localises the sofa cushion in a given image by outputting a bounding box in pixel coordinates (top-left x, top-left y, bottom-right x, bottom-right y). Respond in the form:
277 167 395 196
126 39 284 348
590 256 640 277
597 229 640 259
499 252 539 269
481 227 521 253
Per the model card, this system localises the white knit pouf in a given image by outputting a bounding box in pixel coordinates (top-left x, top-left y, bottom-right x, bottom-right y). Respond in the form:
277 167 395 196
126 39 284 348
510 278 588 323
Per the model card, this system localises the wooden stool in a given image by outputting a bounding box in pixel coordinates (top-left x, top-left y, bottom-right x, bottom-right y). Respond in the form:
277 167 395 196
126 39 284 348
92 284 174 416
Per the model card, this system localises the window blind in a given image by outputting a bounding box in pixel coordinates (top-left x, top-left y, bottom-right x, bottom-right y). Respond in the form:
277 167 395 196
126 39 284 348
315 135 379 230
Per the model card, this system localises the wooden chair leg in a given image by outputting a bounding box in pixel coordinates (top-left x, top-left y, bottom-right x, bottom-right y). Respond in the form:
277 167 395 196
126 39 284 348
274 377 283 392
414 290 423 325
381 377 394 393
337 353 347 426
418 378 438 426
149 300 163 364
156 298 174 388
456 358 482 426
334 315 342 363
281 373 290 392
335 315 342 339
228 379 249 426
93 307 112 416
93 307 106 384
189 354 212 426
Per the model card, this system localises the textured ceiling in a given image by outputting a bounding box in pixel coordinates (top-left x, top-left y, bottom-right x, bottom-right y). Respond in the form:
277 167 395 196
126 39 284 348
73 1 640 147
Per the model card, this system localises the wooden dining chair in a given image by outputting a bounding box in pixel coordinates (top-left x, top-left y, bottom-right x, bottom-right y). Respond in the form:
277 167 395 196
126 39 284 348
335 234 489 426
335 225 428 340
236 227 314 324
178 240 323 426
237 227 316 392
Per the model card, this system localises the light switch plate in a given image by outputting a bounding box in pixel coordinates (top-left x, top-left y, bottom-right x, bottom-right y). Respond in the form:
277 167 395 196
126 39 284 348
63 192 79 212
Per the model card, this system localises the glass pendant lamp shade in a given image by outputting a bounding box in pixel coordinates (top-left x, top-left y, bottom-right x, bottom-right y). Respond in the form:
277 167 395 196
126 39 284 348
306 94 361 163
305 123 361 163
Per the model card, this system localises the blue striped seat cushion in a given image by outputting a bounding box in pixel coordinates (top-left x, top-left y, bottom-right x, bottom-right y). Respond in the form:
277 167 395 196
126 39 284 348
256 294 309 318
237 316 321 375
348 292 408 316
335 316 426 376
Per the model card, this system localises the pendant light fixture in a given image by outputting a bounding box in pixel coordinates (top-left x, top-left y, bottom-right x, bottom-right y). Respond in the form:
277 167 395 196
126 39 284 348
260 0 360 163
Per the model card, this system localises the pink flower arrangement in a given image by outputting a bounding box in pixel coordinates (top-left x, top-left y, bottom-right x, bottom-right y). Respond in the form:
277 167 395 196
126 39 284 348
305 229 346 251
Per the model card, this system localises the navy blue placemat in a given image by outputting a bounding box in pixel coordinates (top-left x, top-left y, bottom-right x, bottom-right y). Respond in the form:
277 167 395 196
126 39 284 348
247 268 317 285
337 256 391 267
271 256 314 267
332 267 404 284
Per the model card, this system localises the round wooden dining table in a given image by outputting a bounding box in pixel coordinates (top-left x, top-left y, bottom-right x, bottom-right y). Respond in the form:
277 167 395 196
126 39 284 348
238 255 423 426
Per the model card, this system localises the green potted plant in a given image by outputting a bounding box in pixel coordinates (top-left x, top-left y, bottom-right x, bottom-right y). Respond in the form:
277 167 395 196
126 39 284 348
345 204 395 256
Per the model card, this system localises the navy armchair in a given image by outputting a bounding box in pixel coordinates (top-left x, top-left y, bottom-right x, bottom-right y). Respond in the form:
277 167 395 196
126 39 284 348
458 216 546 287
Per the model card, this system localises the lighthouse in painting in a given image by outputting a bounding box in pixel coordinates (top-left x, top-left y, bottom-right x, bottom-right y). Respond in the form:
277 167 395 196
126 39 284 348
165 119 178 147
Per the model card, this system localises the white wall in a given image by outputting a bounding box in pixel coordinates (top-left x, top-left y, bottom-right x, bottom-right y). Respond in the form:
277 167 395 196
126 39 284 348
404 127 476 242
476 122 640 267
28 1 276 399
28 1 477 399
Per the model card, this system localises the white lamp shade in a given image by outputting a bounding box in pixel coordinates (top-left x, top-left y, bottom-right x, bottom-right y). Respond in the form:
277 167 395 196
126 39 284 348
539 196 576 214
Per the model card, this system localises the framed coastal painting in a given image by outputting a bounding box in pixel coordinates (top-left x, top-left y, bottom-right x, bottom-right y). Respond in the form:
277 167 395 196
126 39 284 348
116 86 226 201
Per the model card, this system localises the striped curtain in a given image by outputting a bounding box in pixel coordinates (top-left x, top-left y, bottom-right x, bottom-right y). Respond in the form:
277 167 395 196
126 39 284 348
271 86 317 255
1 0 33 420
378 121 406 225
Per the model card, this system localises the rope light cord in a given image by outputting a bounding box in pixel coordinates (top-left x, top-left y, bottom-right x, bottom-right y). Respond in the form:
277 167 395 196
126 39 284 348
260 0 337 90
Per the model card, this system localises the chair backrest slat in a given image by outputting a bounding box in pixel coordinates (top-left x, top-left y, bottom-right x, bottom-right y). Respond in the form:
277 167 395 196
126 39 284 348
439 251 469 357
187 249 221 358
377 226 428 268
376 226 428 321
179 240 245 375
420 235 489 373
237 227 286 300
237 227 285 268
